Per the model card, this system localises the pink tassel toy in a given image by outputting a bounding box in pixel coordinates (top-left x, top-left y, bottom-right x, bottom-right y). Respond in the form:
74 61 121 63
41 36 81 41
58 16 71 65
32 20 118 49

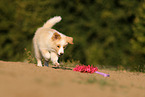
73 65 110 77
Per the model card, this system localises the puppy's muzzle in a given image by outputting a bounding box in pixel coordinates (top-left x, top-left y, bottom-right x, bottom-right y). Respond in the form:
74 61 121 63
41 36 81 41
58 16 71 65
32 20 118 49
59 53 64 57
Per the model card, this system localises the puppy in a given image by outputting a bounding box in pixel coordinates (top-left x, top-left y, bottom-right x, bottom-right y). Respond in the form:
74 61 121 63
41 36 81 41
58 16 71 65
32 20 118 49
33 16 73 67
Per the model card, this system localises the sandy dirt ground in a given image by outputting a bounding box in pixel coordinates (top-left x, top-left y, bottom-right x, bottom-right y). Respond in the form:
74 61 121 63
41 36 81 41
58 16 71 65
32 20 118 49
0 60 145 97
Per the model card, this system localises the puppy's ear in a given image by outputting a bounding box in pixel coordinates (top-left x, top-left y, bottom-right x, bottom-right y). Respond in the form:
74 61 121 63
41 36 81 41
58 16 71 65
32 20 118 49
66 37 74 44
52 32 61 40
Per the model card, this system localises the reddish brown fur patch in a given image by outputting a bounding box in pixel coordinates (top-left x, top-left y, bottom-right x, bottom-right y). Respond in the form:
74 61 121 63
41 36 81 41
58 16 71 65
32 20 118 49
52 32 61 40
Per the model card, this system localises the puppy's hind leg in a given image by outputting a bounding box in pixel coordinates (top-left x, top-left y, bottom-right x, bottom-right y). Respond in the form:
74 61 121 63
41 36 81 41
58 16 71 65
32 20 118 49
33 38 42 67
35 50 42 67
36 58 43 67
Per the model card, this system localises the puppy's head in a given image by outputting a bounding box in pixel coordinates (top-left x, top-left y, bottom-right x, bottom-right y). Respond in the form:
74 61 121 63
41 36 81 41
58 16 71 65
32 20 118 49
52 32 73 56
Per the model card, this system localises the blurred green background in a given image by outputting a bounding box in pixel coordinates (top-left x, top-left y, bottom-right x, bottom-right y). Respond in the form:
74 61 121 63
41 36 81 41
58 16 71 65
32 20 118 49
0 0 144 72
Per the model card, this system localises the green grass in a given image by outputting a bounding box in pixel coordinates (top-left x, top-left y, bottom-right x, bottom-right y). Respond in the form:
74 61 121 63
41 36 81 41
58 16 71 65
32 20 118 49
24 48 36 64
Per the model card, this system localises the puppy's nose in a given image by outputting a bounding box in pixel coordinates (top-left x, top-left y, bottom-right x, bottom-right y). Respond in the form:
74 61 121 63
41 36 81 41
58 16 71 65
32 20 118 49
60 53 64 56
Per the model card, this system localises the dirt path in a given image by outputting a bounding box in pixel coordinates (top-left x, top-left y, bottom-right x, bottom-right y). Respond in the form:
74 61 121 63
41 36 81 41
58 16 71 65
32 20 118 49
0 61 144 97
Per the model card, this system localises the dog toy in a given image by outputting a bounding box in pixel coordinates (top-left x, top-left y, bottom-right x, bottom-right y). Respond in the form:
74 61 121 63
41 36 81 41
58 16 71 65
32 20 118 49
95 71 110 77
73 65 110 77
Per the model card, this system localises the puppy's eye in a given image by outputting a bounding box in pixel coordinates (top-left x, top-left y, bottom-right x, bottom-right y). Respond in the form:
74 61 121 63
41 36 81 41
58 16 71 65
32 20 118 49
63 45 67 49
57 45 60 48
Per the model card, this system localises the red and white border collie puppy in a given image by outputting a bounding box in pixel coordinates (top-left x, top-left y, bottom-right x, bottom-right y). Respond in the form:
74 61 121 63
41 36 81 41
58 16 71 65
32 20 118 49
33 16 73 67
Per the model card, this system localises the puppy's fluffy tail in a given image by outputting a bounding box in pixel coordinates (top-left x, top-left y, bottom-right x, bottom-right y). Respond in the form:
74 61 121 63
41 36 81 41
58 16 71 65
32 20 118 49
43 16 62 28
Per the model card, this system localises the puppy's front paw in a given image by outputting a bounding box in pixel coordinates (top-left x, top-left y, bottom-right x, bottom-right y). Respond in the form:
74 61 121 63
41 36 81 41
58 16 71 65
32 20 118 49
37 63 43 67
55 62 60 67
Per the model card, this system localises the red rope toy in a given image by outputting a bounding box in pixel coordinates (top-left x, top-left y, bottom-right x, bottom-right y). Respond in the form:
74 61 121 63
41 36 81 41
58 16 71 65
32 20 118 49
73 65 98 73
73 65 110 77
